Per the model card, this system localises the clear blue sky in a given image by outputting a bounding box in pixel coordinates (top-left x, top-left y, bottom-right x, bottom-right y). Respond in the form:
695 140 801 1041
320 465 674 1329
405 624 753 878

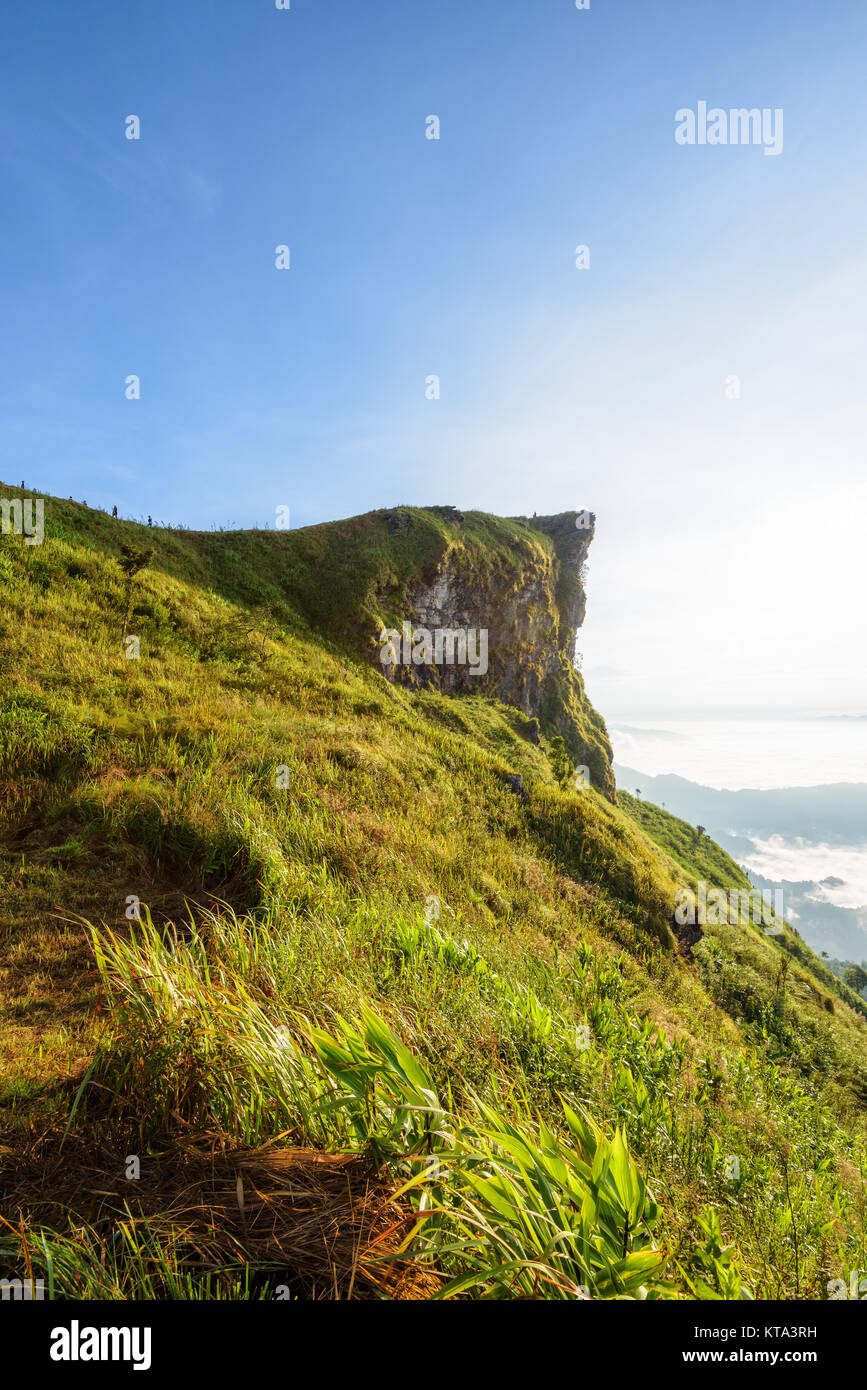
3 0 866 717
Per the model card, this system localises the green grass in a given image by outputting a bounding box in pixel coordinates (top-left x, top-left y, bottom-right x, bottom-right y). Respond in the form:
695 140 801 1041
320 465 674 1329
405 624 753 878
1 488 866 1300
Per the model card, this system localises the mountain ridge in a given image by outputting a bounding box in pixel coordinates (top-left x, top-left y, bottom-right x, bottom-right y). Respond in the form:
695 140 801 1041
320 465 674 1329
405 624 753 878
1 485 866 1300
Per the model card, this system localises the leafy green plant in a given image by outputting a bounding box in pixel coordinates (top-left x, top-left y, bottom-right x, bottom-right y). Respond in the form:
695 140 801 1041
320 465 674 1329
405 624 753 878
546 736 574 788
682 1208 754 1301
412 1100 671 1300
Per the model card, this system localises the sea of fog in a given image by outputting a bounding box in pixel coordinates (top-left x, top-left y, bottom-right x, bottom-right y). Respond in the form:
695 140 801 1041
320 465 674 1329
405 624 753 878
609 717 867 924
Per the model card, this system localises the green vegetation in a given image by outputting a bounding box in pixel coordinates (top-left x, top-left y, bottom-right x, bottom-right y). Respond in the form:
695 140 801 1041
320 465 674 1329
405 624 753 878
1 490 865 1300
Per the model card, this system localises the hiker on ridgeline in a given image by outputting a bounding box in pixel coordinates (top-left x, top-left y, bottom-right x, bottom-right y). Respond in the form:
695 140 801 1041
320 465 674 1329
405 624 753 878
147 515 152 527
112 506 118 518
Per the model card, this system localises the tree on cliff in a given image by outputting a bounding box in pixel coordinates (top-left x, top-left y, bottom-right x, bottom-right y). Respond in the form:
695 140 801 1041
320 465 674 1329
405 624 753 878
547 736 574 789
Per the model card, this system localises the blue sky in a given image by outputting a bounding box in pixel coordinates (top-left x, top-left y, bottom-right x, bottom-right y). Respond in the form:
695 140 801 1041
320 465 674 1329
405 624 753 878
2 0 866 721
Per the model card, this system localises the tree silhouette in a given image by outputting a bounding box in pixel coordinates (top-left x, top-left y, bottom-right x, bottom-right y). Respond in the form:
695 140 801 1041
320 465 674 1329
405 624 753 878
118 543 154 645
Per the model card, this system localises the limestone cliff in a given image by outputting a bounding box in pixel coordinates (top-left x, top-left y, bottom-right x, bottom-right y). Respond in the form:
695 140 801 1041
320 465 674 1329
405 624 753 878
370 507 615 800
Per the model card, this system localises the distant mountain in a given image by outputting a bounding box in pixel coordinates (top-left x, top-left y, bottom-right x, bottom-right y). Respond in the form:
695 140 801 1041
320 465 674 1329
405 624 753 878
613 767 867 844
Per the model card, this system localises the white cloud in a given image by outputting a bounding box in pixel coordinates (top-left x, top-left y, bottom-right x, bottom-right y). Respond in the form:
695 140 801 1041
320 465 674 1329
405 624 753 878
741 836 867 910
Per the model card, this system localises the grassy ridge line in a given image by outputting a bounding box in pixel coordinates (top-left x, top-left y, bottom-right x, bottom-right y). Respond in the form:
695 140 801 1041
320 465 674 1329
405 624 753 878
21 487 564 647
11 486 616 793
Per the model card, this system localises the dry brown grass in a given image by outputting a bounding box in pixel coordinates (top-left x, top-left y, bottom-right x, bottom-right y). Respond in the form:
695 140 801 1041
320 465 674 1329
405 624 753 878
1 1126 439 1300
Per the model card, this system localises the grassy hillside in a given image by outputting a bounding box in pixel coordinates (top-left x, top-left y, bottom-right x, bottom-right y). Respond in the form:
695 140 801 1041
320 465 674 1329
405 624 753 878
1 491 866 1300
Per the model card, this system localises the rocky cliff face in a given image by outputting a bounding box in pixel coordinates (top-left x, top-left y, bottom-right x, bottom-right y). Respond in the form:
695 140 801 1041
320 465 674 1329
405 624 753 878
374 507 615 799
